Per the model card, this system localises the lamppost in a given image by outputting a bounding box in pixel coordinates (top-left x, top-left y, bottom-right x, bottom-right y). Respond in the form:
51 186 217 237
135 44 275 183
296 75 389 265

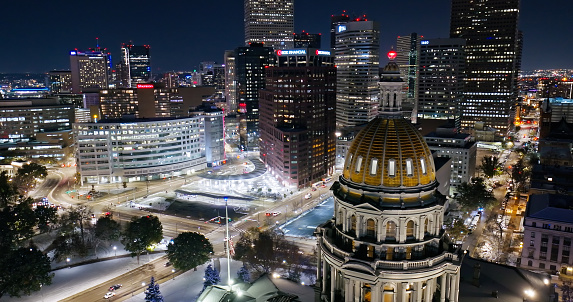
66 257 71 268
113 246 117 256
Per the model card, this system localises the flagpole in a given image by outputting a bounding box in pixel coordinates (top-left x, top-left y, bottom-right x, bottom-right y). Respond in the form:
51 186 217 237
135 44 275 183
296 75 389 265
225 196 231 288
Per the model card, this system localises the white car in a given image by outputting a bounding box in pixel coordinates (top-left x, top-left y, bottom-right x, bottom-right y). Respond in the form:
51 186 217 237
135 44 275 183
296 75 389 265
104 292 116 299
304 193 312 199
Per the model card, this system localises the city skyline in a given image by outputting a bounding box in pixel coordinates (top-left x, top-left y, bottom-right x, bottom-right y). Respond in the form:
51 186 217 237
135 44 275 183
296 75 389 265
0 0 571 73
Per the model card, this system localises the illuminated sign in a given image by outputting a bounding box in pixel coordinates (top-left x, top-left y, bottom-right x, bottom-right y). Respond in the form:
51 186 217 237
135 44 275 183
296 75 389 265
315 50 331 56
421 40 429 45
277 49 307 56
70 51 76 55
338 25 346 32
387 50 397 60
137 84 154 89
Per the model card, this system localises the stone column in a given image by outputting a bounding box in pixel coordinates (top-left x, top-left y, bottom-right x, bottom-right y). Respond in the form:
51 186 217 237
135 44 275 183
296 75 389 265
454 272 460 302
381 219 387 240
377 218 383 242
424 279 433 302
331 266 336 302
322 261 327 295
440 274 446 302
344 279 352 302
371 284 381 302
357 215 363 238
399 217 407 243
400 282 408 302
418 215 425 239
317 245 322 289
415 281 423 302
448 273 456 302
354 280 361 302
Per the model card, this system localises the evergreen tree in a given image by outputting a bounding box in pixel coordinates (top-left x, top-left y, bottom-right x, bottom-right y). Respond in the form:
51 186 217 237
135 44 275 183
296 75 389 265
144 276 163 302
237 264 250 283
203 264 221 290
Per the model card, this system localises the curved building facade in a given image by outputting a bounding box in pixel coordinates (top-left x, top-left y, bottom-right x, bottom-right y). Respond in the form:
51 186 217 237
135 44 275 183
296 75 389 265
316 54 461 302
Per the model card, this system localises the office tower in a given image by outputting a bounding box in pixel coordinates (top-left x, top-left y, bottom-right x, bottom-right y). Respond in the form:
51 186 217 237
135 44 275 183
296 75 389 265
450 0 522 134
315 57 461 301
235 43 276 151
330 13 349 49
244 0 294 50
396 33 422 122
48 70 72 93
334 17 380 129
224 50 237 114
69 49 110 93
418 38 466 124
120 43 151 87
259 48 336 188
293 31 321 48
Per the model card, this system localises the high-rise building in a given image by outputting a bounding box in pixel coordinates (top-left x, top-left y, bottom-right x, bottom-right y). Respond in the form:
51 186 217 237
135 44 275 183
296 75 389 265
69 49 110 93
418 38 466 122
329 13 349 49
235 43 276 151
396 33 422 122
48 70 72 94
224 50 237 115
334 17 380 129
120 43 151 87
244 0 294 50
259 48 336 188
450 0 522 134
315 59 461 302
293 31 321 48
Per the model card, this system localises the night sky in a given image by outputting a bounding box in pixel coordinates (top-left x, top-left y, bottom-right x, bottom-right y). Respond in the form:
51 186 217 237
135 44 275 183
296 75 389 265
1 0 571 73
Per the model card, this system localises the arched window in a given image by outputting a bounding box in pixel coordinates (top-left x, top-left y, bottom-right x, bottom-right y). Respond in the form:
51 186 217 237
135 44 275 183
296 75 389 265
370 158 378 175
388 159 396 177
424 218 429 235
420 157 427 175
386 221 397 239
406 220 415 238
351 215 357 234
355 156 362 173
337 211 343 225
406 158 413 176
366 219 376 238
346 154 353 169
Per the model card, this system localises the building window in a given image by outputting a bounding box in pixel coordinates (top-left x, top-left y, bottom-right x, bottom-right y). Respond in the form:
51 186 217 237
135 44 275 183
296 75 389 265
346 154 353 169
420 158 427 174
406 158 413 176
355 156 362 173
388 159 396 177
386 221 397 240
406 221 415 238
531 231 535 238
370 158 378 175
366 219 376 238
532 222 536 227
351 215 357 234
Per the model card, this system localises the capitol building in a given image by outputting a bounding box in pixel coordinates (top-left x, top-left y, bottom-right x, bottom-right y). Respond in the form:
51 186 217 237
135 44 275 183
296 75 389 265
315 51 462 302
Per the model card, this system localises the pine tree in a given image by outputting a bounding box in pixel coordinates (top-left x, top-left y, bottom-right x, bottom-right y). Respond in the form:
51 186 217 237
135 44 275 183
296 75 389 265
237 264 250 283
203 263 221 290
144 276 164 302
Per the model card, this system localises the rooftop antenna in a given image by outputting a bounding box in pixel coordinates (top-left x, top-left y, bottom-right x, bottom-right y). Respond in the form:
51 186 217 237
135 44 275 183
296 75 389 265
96 37 100 51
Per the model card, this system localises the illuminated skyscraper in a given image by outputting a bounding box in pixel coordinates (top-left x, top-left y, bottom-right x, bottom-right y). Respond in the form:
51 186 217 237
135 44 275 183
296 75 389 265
48 70 72 94
334 17 380 128
69 49 110 93
259 49 336 188
293 31 321 48
121 43 151 87
244 0 294 49
224 50 237 114
330 13 349 49
450 0 522 134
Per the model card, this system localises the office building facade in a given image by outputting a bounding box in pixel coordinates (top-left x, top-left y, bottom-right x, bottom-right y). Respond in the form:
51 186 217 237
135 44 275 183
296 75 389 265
334 18 380 129
74 117 206 184
259 49 336 188
244 0 294 49
48 71 73 94
293 31 321 48
450 0 522 133
224 50 237 114
330 13 349 49
235 43 276 151
70 49 110 93
418 38 466 122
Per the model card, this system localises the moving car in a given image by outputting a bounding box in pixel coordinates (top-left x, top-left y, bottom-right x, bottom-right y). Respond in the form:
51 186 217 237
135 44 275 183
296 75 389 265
109 284 122 291
104 292 116 299
304 193 312 199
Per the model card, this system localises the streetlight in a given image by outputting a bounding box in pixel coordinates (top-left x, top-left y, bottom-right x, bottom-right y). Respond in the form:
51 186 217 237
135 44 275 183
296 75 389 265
66 258 71 268
113 246 117 256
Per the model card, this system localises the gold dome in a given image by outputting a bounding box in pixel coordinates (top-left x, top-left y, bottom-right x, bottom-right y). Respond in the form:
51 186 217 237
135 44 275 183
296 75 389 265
342 115 436 188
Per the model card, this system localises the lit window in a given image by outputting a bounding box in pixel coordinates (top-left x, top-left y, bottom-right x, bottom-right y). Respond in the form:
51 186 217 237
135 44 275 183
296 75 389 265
370 158 378 175
355 156 362 173
406 158 413 176
388 159 396 177
346 154 353 169
420 158 427 174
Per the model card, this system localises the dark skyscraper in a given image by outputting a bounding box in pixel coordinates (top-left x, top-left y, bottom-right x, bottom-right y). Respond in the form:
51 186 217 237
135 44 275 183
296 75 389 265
259 49 336 187
121 43 151 87
450 0 522 134
396 33 422 122
235 43 276 151
293 31 322 48
330 13 349 49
